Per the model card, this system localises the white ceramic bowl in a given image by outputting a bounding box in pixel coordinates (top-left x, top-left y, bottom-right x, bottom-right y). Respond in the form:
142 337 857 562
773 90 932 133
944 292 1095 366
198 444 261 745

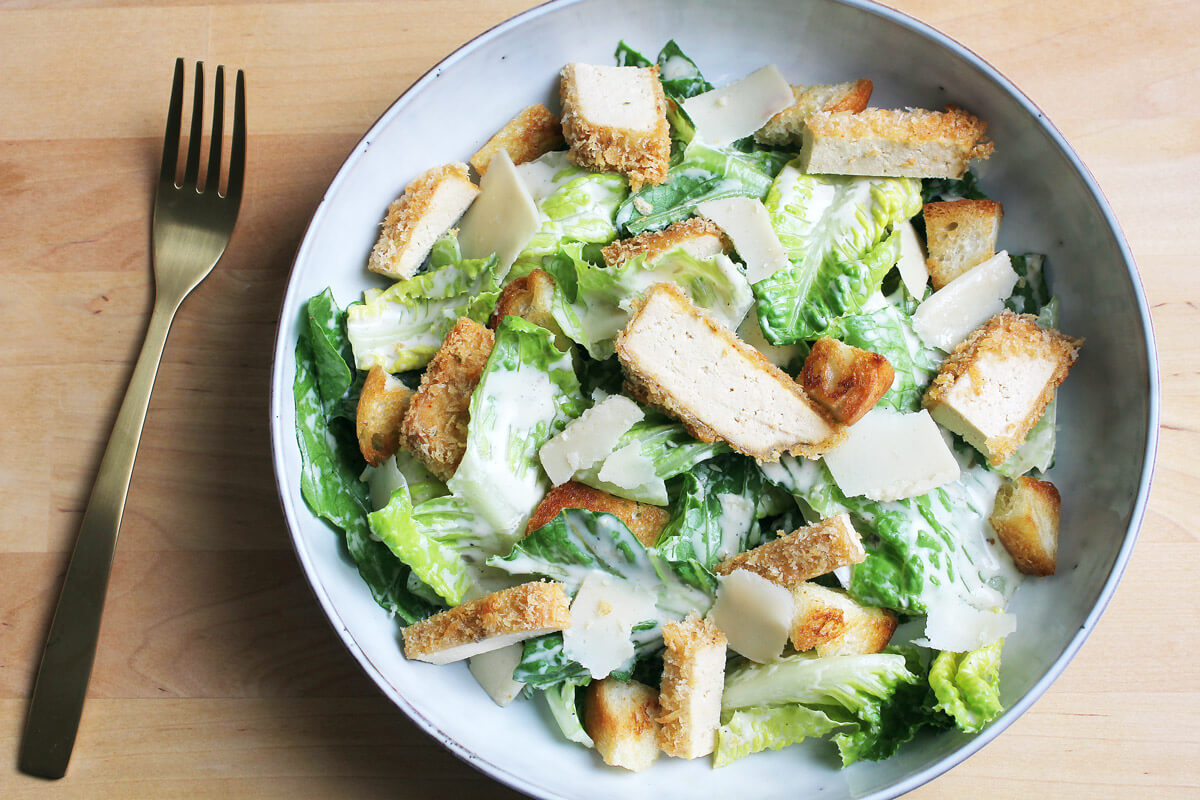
269 1 1159 797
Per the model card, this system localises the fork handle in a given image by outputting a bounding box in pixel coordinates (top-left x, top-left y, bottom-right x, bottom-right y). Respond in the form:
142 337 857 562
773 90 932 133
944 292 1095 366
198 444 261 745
19 295 181 780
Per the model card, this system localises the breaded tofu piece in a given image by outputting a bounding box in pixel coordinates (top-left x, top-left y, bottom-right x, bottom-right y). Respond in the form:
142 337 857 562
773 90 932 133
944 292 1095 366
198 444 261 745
560 63 671 191
754 79 873 147
801 106 994 179
585 678 661 772
601 217 730 267
924 199 1004 289
355 365 413 466
658 613 726 760
990 476 1061 576
526 481 669 547
488 268 561 338
923 312 1082 465
401 581 571 664
714 514 865 588
470 104 564 175
368 163 479 280
398 318 495 480
790 583 897 657
615 283 846 461
800 337 895 425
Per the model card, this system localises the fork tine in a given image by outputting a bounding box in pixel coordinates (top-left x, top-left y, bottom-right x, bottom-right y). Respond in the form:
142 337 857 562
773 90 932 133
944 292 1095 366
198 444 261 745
205 66 225 194
160 58 185 186
182 62 205 188
225 69 247 203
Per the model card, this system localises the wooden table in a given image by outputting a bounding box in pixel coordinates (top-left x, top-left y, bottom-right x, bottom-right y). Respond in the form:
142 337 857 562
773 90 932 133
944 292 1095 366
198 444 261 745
1 1 1196 797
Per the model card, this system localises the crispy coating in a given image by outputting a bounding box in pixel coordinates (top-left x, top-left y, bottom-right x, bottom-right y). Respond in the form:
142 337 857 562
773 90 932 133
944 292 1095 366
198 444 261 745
355 365 413 466
801 337 895 425
924 199 1004 289
790 583 896 656
600 218 729 267
526 481 669 548
990 476 1061 576
657 613 726 760
586 678 661 772
470 103 564 175
367 163 478 280
755 79 873 147
714 514 865 588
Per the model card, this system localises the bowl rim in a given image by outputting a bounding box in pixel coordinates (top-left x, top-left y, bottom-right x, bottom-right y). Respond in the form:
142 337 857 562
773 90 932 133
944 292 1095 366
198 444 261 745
267 0 1161 797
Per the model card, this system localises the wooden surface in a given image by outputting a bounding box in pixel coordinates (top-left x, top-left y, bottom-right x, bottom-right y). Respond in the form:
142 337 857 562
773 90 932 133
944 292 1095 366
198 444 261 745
1 0 1196 797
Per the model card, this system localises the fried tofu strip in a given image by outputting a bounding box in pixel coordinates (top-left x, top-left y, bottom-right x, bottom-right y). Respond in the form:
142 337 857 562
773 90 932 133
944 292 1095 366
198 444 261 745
657 613 726 760
990 476 1061 576
355 366 413 467
470 103 564 175
714 514 865 588
790 583 897 656
368 163 479 280
526 481 669 548
586 678 661 772
800 337 895 426
600 217 729 268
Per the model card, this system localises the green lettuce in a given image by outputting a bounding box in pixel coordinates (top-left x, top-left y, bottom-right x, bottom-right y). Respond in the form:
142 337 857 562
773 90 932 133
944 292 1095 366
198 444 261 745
921 171 987 205
930 639 1005 733
657 454 766 570
714 704 843 768
363 451 447 511
514 633 591 689
369 485 472 606
543 680 594 747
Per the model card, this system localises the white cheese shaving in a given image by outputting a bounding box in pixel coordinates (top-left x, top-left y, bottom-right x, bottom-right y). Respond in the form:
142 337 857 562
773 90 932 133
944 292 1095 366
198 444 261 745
912 592 1017 652
563 571 657 679
696 197 790 283
707 570 794 663
823 408 961 502
468 644 525 707
682 65 794 147
539 395 644 485
458 150 541 270
596 441 666 505
895 219 929 298
912 251 1018 351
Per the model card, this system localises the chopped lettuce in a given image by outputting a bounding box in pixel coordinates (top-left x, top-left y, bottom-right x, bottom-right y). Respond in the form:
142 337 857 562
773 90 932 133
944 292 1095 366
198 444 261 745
657 454 766 570
930 639 1006 733
363 451 447 510
514 633 591 689
369 485 472 606
543 680 594 747
715 704 843 768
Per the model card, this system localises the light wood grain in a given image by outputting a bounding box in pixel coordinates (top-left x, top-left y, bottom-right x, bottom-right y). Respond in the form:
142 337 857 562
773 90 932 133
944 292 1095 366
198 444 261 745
1 0 1197 797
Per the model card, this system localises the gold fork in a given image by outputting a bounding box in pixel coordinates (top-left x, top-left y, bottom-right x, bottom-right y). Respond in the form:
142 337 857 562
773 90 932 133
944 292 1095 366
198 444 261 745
19 59 245 780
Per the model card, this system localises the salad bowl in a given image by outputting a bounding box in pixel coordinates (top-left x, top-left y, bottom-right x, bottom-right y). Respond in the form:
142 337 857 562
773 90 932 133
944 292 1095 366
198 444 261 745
268 0 1158 797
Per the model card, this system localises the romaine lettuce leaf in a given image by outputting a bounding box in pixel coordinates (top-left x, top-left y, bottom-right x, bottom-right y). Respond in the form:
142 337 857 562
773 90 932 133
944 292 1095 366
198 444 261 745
657 454 766 570
543 680 594 747
514 633 591 689
921 171 988 204
363 451 447 510
930 639 1005 733
369 485 472 606
714 704 843 767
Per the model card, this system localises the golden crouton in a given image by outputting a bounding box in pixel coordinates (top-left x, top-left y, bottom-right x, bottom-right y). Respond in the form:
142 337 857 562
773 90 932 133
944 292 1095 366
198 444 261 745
368 163 479 280
657 613 726 760
600 217 730 267
990 476 1061 576
355 365 413 467
754 79 873 147
585 678 661 772
526 481 669 548
470 104 564 175
800 337 895 425
398 318 495 480
401 581 571 665
924 199 1004 289
790 583 897 656
714 514 865 588
488 268 562 341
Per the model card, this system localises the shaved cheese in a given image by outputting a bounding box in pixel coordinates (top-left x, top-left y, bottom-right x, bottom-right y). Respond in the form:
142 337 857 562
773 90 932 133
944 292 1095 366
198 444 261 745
597 441 666 505
913 591 1017 652
707 570 794 663
514 151 574 203
468 644 525 707
823 408 960 502
896 220 929 298
683 65 794 147
697 197 789 283
539 395 644 485
912 251 1018 351
563 571 657 679
458 150 541 270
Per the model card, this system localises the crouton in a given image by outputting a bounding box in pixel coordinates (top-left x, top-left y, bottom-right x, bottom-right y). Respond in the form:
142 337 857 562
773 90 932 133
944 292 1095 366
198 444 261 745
526 481 669 547
560 63 671 191
488 268 562 341
801 106 994 179
368 163 479 280
470 104 564 175
658 613 726 759
401 581 571 664
790 583 897 656
585 678 661 772
924 199 1004 289
800 337 895 425
615 283 846 461
923 311 1082 465
601 217 730 267
754 79 873 147
355 366 413 466
714 514 865 588
990 476 1061 576
398 318 495 480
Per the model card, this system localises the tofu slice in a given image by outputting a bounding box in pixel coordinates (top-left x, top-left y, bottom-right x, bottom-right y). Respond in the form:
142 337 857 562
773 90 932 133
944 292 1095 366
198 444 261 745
924 199 1004 289
657 613 727 759
714 514 865 588
398 317 495 480
585 678 661 772
615 283 846 461
800 337 895 425
754 79 873 147
801 106 994 179
526 481 669 548
470 103 564 175
560 63 671 191
923 311 1082 465
368 163 479 280
601 217 729 267
990 476 1061 576
355 365 413 467
401 581 571 664
790 583 897 656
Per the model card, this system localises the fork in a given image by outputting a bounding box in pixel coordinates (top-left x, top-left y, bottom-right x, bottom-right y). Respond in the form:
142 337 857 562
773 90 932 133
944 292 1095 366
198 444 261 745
18 59 245 780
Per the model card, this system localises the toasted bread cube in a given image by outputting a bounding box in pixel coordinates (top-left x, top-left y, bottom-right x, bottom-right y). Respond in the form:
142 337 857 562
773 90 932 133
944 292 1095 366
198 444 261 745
924 199 1004 289
790 583 896 656
398 318 495 480
526 481 669 547
658 613 726 759
714 514 865 588
560 63 671 191
800 337 895 425
368 163 479 280
754 79 873 147
585 678 661 772
801 106 994 179
601 217 730 267
990 476 1061 576
616 283 845 461
923 312 1082 465
488 268 562 341
355 366 413 466
470 104 564 175
401 581 571 664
